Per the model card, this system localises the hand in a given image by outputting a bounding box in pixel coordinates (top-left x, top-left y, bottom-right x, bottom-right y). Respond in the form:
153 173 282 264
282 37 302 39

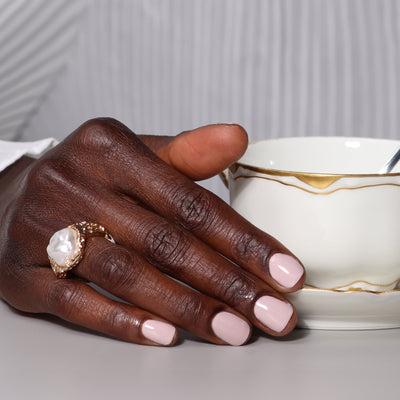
0 119 305 346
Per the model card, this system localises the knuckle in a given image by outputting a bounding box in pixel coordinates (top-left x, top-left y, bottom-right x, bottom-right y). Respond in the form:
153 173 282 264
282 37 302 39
233 231 265 261
219 272 256 307
74 118 130 151
175 186 214 231
46 280 83 318
144 222 189 267
103 305 134 334
97 246 140 292
174 292 206 325
25 158 66 191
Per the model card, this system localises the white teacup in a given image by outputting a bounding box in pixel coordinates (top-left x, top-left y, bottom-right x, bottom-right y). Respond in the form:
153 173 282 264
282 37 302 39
225 137 400 293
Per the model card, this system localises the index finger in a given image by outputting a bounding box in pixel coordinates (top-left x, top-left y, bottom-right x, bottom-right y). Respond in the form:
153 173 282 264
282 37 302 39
152 181 305 293
70 119 305 292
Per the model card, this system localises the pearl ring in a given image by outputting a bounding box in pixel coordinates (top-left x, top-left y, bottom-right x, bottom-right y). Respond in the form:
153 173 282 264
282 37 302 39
47 221 115 278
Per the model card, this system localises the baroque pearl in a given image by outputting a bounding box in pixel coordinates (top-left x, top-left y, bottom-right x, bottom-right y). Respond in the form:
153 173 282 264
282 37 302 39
47 227 79 266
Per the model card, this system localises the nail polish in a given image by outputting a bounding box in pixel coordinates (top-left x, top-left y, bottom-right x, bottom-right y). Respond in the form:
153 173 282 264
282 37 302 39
269 253 303 289
211 311 250 346
254 296 293 333
142 320 177 346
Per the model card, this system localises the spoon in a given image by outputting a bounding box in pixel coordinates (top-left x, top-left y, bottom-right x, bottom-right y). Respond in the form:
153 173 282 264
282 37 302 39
379 147 400 174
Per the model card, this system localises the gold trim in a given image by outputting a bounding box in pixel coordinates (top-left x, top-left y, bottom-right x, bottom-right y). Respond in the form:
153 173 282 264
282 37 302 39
304 279 400 294
232 174 400 195
325 279 400 291
219 170 229 189
302 285 400 295
231 163 400 189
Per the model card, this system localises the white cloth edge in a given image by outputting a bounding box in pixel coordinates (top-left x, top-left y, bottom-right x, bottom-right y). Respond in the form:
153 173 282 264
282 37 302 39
0 138 58 172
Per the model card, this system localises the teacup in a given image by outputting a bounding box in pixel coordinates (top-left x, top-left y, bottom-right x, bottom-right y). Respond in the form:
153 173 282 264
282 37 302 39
225 137 400 293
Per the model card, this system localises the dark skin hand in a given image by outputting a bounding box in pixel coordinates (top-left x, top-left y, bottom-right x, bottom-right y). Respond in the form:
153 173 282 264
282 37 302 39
0 118 305 346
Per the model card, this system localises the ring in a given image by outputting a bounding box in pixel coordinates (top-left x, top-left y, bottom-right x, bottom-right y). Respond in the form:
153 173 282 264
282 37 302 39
47 221 115 278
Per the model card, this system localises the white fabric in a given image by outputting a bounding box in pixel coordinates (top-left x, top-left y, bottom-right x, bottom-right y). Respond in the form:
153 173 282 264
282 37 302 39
0 138 57 172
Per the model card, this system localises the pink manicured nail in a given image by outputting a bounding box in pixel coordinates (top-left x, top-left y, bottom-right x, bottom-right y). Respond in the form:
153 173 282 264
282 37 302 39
269 253 304 289
211 311 250 346
254 296 293 333
142 320 177 346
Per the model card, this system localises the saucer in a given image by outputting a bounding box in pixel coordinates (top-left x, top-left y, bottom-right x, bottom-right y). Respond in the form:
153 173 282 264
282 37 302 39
287 287 400 330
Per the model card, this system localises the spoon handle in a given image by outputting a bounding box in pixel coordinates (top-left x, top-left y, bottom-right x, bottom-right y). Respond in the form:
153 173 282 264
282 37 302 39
379 147 400 174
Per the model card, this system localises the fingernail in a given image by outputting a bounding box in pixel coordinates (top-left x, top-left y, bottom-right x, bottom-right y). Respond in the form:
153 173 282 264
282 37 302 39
211 311 250 346
142 320 177 346
269 253 304 289
254 296 293 333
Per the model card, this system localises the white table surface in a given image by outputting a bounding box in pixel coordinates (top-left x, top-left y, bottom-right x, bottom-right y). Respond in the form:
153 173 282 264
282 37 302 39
1 299 398 400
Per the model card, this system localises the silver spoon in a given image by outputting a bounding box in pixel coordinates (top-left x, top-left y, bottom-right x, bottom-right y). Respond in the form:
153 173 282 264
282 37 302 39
379 147 400 174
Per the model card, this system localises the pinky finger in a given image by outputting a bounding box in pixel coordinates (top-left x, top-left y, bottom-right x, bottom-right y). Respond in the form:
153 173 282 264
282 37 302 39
31 268 178 346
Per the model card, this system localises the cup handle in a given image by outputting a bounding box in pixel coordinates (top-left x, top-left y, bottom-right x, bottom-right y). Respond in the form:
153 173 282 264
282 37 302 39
219 169 229 189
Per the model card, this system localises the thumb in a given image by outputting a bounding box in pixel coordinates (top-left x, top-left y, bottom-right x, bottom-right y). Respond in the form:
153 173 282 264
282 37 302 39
139 124 248 180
